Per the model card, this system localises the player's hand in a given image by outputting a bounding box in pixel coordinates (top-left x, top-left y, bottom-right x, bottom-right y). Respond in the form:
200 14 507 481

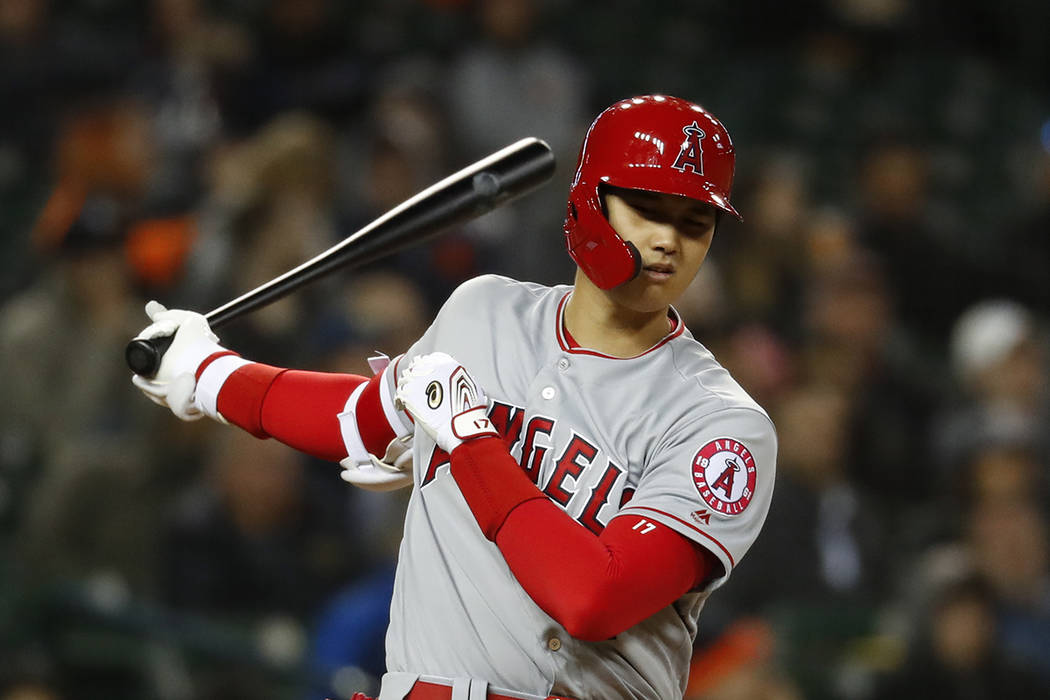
394 352 498 453
340 435 414 491
130 301 227 421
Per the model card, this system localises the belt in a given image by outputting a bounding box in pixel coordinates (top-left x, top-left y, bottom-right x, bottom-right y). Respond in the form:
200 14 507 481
405 680 574 700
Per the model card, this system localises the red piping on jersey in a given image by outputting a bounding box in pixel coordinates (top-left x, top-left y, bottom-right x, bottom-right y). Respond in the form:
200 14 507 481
555 292 684 358
622 505 735 567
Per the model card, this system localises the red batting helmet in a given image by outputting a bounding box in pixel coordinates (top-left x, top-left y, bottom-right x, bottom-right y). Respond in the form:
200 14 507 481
563 95 742 289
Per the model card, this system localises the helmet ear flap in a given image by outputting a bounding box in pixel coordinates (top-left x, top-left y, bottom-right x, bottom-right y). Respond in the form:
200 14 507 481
564 189 642 290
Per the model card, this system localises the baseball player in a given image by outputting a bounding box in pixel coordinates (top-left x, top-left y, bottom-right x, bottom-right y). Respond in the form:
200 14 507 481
132 95 776 700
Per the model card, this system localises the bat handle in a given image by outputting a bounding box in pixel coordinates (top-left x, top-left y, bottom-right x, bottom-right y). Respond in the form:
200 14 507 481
125 334 174 378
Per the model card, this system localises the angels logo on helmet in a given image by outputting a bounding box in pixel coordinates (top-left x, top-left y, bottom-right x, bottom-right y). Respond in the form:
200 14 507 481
671 121 706 175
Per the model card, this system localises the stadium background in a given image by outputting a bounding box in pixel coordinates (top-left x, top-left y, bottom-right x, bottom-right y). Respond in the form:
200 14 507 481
0 1 1048 699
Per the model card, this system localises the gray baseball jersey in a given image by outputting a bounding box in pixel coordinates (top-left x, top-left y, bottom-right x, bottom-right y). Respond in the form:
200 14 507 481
377 275 777 699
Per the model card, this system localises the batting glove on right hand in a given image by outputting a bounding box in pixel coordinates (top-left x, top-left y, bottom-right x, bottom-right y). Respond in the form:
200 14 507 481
395 352 498 453
130 301 228 421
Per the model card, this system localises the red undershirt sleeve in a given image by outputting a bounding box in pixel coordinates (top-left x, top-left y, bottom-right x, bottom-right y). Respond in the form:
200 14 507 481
216 365 394 463
449 437 713 641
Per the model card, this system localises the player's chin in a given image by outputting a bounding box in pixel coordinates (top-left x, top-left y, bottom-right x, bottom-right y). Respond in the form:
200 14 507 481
614 280 680 313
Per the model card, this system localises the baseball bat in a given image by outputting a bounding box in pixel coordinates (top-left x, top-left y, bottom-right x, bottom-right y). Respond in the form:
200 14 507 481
126 137 555 377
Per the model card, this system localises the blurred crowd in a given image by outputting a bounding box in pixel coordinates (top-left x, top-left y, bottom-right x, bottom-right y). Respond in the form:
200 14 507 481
0 1 1048 699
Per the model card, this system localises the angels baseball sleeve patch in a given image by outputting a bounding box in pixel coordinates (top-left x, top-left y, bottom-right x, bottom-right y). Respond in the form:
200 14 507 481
691 437 757 517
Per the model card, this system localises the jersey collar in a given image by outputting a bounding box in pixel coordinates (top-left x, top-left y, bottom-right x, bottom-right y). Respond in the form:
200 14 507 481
555 291 684 359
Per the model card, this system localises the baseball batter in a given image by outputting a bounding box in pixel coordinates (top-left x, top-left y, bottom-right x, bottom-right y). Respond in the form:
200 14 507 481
132 95 776 700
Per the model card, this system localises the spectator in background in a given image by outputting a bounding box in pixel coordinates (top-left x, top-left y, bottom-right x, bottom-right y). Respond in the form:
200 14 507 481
156 429 365 699
801 206 862 281
161 428 362 621
445 0 588 162
959 441 1047 512
890 430 1050 692
178 111 342 366
901 452 1050 689
685 618 801 700
0 206 148 466
794 206 943 517
128 0 253 215
968 499 1050 682
0 0 143 294
873 575 1047 699
715 153 810 334
0 98 192 596
444 0 589 284
802 251 942 526
853 136 987 346
215 0 370 135
933 299 1049 487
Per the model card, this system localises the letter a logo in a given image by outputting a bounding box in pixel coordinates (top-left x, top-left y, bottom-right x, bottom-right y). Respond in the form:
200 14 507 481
671 121 706 175
710 457 740 497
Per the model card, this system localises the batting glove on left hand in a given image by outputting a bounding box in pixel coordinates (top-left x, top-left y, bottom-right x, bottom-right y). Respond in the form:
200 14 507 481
130 301 228 421
395 352 498 453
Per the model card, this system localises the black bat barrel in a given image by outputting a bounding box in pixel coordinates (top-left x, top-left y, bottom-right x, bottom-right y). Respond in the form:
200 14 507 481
125 138 556 377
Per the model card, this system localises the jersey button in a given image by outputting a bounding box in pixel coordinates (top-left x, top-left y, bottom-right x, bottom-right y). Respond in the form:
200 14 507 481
547 637 562 651
541 386 556 400
557 358 570 371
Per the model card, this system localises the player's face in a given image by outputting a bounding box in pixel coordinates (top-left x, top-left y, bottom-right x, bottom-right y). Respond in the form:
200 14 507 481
603 187 717 312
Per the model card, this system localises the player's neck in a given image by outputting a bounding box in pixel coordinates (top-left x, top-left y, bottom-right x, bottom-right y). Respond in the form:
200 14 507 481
564 271 673 357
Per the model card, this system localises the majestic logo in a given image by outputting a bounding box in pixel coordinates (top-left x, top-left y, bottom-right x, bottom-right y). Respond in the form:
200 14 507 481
690 509 711 525
671 121 706 175
692 438 757 516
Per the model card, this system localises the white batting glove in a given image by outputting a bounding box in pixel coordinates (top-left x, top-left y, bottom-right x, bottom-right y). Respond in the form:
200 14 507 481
394 352 498 453
340 435 414 491
130 301 228 421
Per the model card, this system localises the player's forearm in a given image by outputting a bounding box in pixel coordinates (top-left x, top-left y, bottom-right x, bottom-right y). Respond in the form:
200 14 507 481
449 438 707 641
214 361 390 463
505 501 708 640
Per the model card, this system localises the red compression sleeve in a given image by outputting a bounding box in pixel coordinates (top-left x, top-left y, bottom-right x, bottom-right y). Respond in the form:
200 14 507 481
497 501 712 641
217 366 394 463
449 437 713 641
448 436 548 539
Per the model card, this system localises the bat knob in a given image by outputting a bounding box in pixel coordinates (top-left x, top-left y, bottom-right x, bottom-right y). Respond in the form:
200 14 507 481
125 335 173 377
